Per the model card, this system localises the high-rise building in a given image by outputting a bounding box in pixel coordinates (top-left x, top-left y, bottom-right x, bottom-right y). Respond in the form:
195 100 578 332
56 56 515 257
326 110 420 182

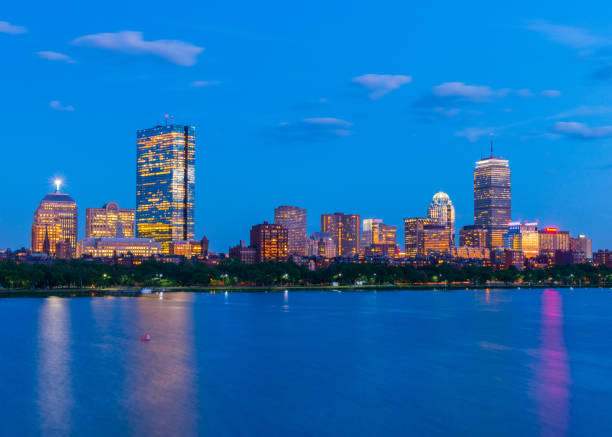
321 213 360 257
538 227 570 255
86 202 135 239
459 225 488 248
427 192 456 247
570 235 593 260
503 220 539 259
136 122 195 254
474 154 511 249
250 222 288 262
31 183 78 257
274 206 307 256
306 232 337 258
362 219 397 249
404 218 450 258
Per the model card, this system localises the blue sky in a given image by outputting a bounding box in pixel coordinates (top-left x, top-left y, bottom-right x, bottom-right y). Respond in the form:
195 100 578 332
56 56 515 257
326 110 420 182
1 1 611 252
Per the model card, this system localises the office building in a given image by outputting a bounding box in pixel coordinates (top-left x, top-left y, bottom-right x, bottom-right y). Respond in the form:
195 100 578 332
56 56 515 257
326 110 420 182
136 122 195 254
427 191 456 246
503 220 539 259
170 237 208 258
404 218 450 258
362 219 397 249
570 235 593 260
274 206 307 256
250 222 288 262
538 227 570 255
321 213 360 257
474 154 511 248
31 183 78 257
593 250 612 267
86 202 135 238
77 238 161 258
229 241 257 264
306 232 337 258
459 225 488 248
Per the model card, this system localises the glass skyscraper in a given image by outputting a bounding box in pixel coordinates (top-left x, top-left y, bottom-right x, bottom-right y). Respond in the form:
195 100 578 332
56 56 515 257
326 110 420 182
136 123 195 254
427 191 456 247
474 156 511 249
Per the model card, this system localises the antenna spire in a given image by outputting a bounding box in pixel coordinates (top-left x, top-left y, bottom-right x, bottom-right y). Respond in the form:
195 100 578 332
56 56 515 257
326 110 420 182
489 132 494 158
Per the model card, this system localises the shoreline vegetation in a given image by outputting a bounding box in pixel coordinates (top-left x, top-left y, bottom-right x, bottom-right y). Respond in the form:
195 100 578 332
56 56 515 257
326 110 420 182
0 259 610 297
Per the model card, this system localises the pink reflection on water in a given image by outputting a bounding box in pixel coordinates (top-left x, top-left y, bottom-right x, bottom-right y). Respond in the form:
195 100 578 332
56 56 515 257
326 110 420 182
535 289 570 437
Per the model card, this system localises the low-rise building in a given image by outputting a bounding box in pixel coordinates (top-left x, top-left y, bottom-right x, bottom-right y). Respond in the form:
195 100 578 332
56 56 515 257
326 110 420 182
77 238 162 258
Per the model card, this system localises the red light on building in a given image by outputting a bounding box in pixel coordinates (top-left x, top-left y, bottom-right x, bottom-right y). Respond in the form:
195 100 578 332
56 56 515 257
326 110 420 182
544 227 558 234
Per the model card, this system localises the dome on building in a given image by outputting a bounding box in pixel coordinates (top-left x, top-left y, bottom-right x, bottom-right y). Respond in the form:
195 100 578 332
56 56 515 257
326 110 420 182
432 191 450 203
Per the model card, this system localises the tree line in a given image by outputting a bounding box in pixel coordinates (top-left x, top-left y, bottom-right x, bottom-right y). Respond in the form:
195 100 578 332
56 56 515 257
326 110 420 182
0 259 610 289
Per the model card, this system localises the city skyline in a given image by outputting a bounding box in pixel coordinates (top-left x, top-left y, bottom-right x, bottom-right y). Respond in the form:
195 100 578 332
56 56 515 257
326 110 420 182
1 2 611 252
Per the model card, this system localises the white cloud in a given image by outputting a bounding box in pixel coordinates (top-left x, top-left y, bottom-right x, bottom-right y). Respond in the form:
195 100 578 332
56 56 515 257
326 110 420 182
266 117 353 142
525 21 603 49
0 21 26 34
49 100 74 112
352 74 412 99
73 31 203 66
517 88 534 98
36 51 76 64
553 121 612 139
191 80 220 87
454 127 492 142
541 89 562 98
303 117 353 127
549 105 612 119
432 82 510 102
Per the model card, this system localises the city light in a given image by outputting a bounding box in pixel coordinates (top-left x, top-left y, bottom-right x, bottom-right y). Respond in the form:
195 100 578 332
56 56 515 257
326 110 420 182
54 179 62 192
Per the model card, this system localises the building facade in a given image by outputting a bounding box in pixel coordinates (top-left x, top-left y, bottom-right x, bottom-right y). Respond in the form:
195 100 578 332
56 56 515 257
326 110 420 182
404 218 450 258
503 220 539 259
593 250 612 267
306 232 337 258
538 227 570 255
169 237 208 258
77 238 161 258
136 123 195 254
86 202 135 239
459 225 488 248
229 241 257 264
570 235 593 260
274 205 307 256
427 191 456 247
361 219 397 249
250 222 289 262
474 156 511 249
321 213 360 257
31 189 78 257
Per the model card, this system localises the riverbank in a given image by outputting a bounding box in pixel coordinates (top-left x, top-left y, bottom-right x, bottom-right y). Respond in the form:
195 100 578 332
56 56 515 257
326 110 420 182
0 283 607 298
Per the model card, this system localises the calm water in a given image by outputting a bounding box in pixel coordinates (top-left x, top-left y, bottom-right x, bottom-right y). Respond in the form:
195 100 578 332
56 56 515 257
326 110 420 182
1 289 612 436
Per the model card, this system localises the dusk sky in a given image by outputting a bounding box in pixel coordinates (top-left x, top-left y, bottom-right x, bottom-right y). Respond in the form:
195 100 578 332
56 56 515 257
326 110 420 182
1 1 611 252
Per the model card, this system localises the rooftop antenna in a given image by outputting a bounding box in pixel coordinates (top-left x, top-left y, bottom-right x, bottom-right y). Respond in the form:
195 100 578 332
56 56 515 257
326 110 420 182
54 178 62 193
490 132 494 158
165 114 169 126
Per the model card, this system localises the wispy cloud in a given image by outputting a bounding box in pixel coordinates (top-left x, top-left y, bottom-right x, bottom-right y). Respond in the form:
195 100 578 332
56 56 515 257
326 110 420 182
191 80 220 87
264 117 352 142
541 89 562 98
552 121 612 139
0 21 26 34
454 127 492 143
525 20 603 49
352 74 412 99
73 31 203 66
432 82 510 102
49 100 74 112
36 51 76 64
549 105 612 119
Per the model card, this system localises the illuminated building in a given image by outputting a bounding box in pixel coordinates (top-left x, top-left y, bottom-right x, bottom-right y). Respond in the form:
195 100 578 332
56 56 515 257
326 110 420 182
570 235 593 259
449 246 490 261
321 213 360 257
503 220 539 258
474 153 511 249
362 219 397 249
306 232 337 258
136 122 195 254
274 206 307 256
364 243 398 258
459 225 488 248
229 241 257 264
538 227 570 255
593 250 612 267
170 237 208 258
77 238 161 258
250 222 288 262
31 181 78 257
491 249 524 270
404 218 450 258
85 202 135 238
427 192 456 246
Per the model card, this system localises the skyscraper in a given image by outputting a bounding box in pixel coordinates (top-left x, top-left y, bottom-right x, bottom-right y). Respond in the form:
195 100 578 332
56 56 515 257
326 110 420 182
427 191 456 247
31 182 78 257
321 213 360 257
404 217 449 258
86 202 135 238
362 219 397 248
274 205 307 256
474 154 511 249
136 122 195 254
250 222 289 262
